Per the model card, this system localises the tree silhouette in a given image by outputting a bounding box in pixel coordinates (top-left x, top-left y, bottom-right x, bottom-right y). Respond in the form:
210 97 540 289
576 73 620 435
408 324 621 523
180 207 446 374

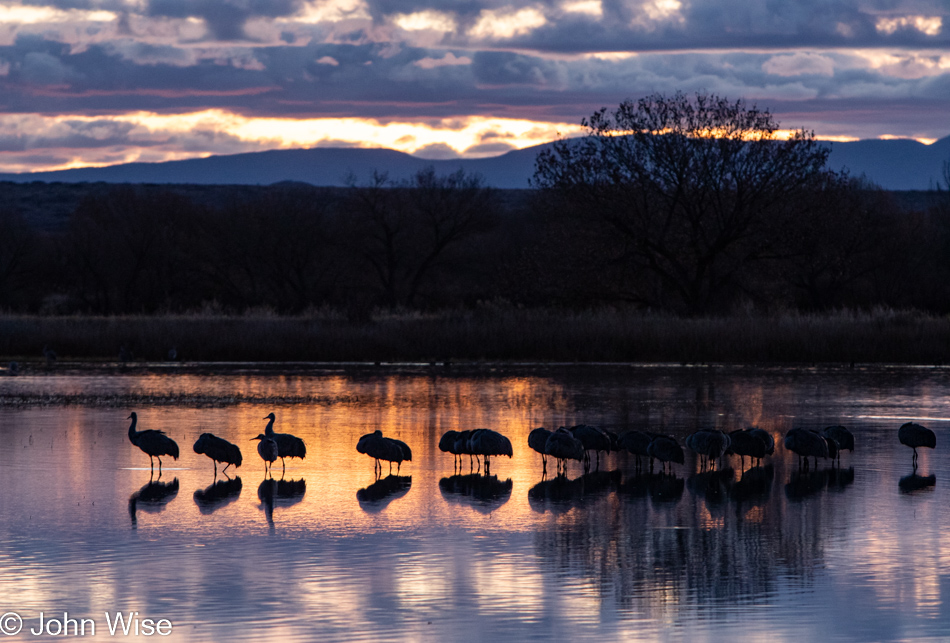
533 91 833 313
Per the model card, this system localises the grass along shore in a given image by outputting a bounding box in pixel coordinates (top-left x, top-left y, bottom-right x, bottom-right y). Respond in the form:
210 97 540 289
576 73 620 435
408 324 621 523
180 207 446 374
0 308 948 366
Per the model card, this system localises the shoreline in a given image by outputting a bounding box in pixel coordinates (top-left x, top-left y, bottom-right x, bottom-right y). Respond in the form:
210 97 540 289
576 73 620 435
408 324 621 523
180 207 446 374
1 309 949 365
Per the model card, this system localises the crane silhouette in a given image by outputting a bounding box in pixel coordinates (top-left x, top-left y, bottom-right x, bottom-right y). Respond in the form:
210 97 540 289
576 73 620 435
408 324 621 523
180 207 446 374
686 429 730 470
527 427 552 474
468 428 512 475
783 428 828 470
193 433 243 476
569 424 611 470
726 429 767 470
127 412 179 473
898 422 935 469
619 430 653 471
263 412 306 471
439 430 462 468
647 435 684 474
544 428 585 476
252 434 279 475
821 425 854 466
357 430 412 475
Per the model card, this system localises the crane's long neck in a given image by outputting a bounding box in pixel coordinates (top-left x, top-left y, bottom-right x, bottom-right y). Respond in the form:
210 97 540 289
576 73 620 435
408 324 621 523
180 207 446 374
265 418 275 436
128 416 138 440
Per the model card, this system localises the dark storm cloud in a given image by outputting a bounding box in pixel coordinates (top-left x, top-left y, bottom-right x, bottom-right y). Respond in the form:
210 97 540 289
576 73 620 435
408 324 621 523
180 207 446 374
0 0 948 170
146 0 304 40
0 31 946 138
433 0 950 53
471 52 562 87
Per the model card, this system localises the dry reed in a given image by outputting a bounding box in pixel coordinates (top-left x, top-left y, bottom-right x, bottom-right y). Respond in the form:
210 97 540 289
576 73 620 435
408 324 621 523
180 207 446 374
0 308 948 365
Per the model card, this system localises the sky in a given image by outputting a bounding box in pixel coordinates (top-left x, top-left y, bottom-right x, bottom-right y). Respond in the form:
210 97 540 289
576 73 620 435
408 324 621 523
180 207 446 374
0 0 948 173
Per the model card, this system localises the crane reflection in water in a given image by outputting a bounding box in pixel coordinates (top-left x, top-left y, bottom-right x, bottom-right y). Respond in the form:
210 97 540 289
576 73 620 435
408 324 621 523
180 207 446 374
193 477 243 514
128 476 179 527
258 477 307 529
357 476 412 513
439 473 512 514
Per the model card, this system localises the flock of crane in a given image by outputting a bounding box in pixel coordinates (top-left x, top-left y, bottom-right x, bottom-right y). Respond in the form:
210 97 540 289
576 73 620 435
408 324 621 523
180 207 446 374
126 409 939 477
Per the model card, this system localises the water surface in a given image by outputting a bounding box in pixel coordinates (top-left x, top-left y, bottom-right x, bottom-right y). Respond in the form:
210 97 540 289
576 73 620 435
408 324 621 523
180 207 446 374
1 364 949 641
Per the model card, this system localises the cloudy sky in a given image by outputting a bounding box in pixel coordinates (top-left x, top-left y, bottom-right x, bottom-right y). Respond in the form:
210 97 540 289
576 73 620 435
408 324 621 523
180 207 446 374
0 0 948 172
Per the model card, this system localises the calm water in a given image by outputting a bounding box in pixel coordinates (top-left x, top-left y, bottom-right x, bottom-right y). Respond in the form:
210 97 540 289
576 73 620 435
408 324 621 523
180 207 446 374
1 364 950 641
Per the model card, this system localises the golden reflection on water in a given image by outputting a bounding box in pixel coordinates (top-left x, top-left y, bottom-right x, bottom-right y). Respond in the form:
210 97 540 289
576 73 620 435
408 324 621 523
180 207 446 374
1 365 950 640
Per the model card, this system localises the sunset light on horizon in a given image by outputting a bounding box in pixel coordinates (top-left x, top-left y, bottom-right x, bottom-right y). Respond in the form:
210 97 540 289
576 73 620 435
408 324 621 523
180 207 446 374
0 0 948 173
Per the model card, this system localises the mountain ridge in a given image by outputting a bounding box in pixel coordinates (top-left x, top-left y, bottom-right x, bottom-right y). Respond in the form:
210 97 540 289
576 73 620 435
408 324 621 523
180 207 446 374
1 136 948 190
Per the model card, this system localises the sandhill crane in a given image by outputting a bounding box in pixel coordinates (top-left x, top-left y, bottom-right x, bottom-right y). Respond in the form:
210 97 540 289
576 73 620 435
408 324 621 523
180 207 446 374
454 430 476 470
528 427 552 473
746 427 775 456
252 434 279 474
686 430 730 470
727 429 767 470
619 430 652 470
389 437 412 473
439 430 462 468
544 428 585 476
821 425 854 465
648 435 684 474
898 422 935 468
812 430 839 466
469 428 512 475
784 428 828 470
569 424 611 470
193 433 243 475
262 412 306 470
357 430 412 475
127 412 179 473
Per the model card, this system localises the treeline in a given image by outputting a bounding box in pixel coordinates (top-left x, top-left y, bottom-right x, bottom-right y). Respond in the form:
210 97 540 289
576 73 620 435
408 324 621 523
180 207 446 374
0 170 949 316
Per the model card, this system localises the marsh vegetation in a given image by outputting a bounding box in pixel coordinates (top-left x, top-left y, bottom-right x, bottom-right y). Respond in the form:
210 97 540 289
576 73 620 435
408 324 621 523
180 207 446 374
1 94 949 363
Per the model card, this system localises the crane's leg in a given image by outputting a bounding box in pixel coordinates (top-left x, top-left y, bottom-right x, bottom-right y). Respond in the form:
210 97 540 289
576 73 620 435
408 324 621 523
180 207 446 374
214 461 218 476
397 461 401 474
157 457 163 474
282 457 286 472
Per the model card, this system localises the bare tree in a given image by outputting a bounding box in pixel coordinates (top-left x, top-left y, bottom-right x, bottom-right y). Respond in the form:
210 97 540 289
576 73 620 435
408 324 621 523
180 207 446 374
346 167 498 308
533 91 833 313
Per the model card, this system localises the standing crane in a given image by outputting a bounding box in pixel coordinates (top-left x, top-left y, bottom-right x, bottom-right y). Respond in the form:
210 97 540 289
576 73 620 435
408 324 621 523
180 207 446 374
127 412 179 474
252 434 279 475
193 433 243 476
262 412 306 471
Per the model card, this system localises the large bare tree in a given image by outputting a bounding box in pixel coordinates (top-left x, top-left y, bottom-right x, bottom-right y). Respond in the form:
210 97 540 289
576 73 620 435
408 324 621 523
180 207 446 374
533 92 833 313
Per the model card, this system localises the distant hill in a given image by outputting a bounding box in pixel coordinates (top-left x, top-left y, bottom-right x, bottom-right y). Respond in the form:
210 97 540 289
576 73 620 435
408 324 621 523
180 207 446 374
0 136 948 190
